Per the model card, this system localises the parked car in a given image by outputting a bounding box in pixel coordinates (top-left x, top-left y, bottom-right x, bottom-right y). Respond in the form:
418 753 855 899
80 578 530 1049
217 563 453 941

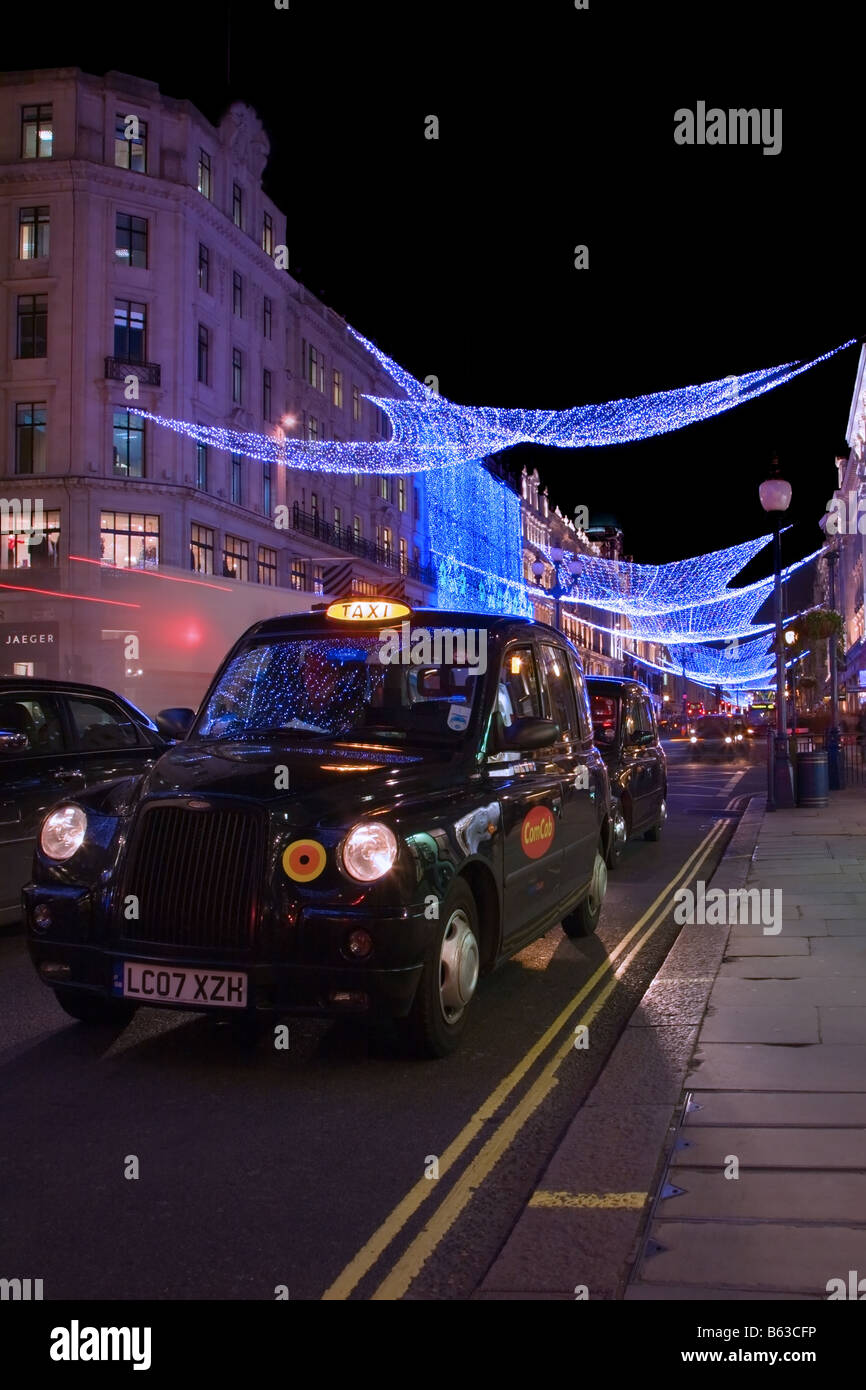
0 680 167 925
586 676 667 867
24 603 613 1057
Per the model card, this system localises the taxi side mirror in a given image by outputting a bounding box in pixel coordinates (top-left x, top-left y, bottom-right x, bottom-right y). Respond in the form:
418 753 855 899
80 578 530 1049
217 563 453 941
494 716 560 751
156 708 195 741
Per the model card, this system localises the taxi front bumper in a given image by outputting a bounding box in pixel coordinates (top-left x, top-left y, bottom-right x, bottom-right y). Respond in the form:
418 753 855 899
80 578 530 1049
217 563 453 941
24 884 429 1019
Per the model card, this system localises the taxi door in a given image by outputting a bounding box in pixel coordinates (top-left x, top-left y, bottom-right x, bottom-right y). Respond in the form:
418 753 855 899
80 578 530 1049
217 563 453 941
535 641 600 894
488 643 565 946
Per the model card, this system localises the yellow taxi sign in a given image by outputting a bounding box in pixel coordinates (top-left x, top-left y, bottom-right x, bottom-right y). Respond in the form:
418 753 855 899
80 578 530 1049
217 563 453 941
325 598 411 623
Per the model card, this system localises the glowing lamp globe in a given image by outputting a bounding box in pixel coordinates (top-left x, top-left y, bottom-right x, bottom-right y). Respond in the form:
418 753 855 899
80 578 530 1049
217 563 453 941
759 477 792 513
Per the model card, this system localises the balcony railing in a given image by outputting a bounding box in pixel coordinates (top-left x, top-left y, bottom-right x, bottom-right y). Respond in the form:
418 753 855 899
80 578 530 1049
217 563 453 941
290 503 436 586
105 357 161 386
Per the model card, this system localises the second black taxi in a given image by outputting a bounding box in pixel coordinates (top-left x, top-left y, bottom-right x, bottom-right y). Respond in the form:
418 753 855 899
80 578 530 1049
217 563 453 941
25 601 613 1056
586 675 667 867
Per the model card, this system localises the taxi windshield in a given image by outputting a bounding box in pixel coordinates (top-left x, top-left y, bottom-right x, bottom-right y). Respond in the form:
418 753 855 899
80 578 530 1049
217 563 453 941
194 633 485 744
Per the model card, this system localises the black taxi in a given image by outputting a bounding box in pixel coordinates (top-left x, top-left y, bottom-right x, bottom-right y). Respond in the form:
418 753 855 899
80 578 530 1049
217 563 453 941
24 601 612 1057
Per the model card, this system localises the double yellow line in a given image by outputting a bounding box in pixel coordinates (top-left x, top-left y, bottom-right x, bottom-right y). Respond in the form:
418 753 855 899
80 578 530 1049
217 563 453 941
322 810 733 1301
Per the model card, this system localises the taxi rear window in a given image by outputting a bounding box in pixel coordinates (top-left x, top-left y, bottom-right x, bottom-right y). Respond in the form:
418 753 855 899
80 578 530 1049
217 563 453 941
590 692 619 747
195 633 486 744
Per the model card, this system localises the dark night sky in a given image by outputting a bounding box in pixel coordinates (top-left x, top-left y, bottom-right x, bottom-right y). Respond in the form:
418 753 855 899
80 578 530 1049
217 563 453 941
7 2 858 579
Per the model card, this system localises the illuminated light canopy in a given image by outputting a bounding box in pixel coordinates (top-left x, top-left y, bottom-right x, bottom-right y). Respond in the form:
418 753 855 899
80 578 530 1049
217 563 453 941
547 536 775 615
132 335 855 474
426 462 532 617
624 645 809 691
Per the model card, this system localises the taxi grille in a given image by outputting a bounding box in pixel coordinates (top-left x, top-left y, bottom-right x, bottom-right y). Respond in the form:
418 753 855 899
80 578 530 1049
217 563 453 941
117 803 266 953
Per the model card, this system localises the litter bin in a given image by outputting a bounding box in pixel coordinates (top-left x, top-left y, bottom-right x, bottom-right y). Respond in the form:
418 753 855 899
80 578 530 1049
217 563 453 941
797 749 829 808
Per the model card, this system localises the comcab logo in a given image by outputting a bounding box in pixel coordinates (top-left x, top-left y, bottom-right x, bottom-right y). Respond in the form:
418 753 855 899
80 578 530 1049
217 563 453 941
521 806 555 859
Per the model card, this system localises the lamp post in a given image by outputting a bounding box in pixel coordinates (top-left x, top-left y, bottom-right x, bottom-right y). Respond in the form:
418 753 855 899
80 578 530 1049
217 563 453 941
759 463 795 810
825 545 844 789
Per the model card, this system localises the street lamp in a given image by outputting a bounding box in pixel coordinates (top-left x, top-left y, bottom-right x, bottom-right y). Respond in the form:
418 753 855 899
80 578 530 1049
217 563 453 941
759 463 795 810
531 549 581 632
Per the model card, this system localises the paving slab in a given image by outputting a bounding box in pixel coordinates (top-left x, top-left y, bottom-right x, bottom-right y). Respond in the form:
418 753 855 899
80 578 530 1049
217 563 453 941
657 1168 866 1221
709 975 866 1007
717 956 866 978
722 937 811 953
686 1042 866 1091
638 1221 866 1293
625 1283 819 1300
684 1089 866 1126
699 1005 818 1044
670 1126 866 1169
725 923 822 939
818 1006 866 1044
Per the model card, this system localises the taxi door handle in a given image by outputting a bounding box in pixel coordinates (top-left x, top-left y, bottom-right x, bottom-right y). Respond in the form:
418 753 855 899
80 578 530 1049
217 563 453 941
51 768 84 783
552 797 562 816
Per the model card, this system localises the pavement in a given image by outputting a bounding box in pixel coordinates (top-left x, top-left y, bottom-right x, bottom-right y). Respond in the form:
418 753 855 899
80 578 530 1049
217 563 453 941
476 784 866 1300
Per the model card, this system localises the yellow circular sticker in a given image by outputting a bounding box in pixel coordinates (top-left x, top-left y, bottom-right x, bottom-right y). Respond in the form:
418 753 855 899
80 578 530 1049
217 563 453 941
282 839 328 883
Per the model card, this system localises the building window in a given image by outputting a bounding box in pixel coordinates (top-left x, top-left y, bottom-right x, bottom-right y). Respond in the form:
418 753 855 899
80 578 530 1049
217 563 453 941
353 472 363 487
262 211 274 256
15 403 47 474
196 442 208 491
263 462 272 517
398 478 407 512
231 453 242 505
352 385 361 421
197 149 212 199
290 558 306 591
262 369 272 421
232 182 243 229
232 348 243 404
378 476 390 502
115 213 147 268
257 545 277 585
223 535 249 581
232 271 243 317
307 344 325 391
399 537 408 574
333 505 342 534
382 526 393 559
310 492 319 519
17 295 47 358
114 114 147 171
263 295 272 338
197 324 209 384
18 206 49 259
332 369 343 408
190 523 214 574
21 104 53 159
100 512 159 569
307 416 319 441
1 506 59 570
113 411 145 478
114 300 146 362
198 243 210 292
352 515 362 544
313 565 324 596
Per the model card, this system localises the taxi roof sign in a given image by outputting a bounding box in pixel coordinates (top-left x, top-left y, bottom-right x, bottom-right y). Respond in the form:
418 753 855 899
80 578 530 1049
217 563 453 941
325 598 411 623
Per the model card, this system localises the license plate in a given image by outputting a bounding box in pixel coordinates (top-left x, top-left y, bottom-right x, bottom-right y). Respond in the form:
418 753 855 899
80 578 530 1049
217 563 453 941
114 961 248 1008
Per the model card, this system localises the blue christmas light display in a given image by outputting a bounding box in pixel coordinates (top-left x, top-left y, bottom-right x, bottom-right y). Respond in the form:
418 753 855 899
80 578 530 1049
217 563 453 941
623 644 807 691
425 462 532 616
549 536 775 615
133 335 855 475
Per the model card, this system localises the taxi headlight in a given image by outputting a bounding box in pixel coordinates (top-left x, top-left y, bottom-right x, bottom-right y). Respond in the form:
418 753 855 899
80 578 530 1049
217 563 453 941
724 736 732 744
341 822 398 882
40 805 87 861
690 736 697 743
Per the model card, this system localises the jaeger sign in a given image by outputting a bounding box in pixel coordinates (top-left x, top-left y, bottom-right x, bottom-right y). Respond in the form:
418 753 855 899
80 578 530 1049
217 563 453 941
0 621 60 673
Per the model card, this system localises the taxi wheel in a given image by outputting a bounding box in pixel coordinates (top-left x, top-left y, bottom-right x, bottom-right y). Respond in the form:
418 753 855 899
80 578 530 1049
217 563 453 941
561 848 607 938
53 987 137 1028
401 879 480 1058
644 794 667 842
607 803 628 868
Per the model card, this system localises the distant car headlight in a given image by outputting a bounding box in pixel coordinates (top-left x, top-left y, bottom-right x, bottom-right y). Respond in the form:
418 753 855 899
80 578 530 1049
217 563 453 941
724 736 732 744
341 822 398 882
40 804 87 861
735 734 744 741
690 736 697 744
